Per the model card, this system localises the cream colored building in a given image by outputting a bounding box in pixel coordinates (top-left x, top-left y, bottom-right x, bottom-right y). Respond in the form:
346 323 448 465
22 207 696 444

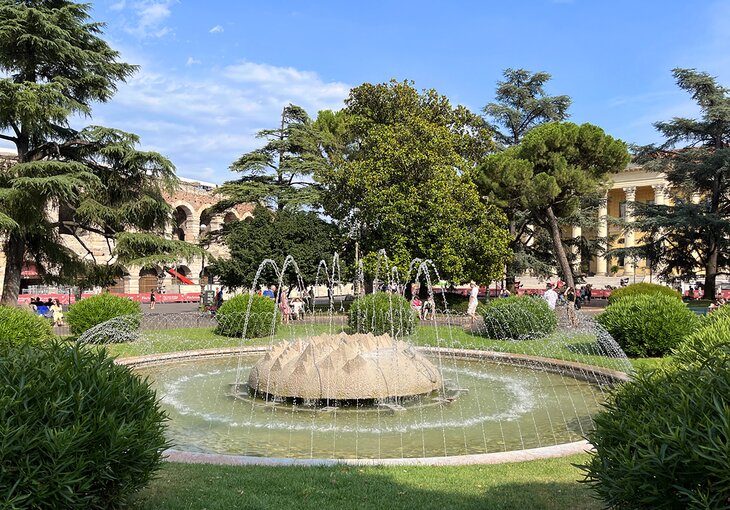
0 148 252 297
572 165 669 277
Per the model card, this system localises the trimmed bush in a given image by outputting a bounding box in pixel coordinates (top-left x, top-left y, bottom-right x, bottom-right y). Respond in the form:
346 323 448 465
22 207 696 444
607 282 681 305
597 294 699 357
479 295 557 340
0 305 53 347
215 293 277 338
66 294 141 339
582 333 730 509
0 341 168 509
348 292 417 336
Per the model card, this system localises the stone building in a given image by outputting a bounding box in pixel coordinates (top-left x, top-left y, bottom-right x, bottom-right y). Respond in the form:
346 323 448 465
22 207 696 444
0 147 253 297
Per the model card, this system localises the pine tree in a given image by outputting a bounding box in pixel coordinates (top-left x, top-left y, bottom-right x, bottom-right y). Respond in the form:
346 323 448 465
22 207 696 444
0 1 198 304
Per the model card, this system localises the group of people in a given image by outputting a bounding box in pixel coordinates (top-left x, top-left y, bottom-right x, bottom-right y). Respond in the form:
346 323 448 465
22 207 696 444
28 297 64 327
410 294 436 320
260 285 305 323
708 296 727 313
543 282 592 327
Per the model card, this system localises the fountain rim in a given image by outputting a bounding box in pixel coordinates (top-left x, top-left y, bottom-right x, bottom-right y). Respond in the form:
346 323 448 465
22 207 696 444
117 345 630 467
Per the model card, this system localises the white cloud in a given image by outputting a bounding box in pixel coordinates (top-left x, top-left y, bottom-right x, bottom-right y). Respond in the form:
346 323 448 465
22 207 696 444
124 0 177 39
209 25 224 34
98 61 350 183
110 1 127 11
186 57 201 66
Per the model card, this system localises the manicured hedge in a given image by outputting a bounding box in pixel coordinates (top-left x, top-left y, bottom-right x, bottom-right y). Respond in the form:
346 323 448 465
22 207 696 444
596 294 699 357
479 295 557 340
66 294 141 340
348 292 417 336
607 282 681 305
215 293 278 338
583 326 730 509
0 305 53 347
0 341 168 509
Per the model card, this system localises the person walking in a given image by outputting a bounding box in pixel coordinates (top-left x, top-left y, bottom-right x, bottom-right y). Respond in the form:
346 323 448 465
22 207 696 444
149 289 156 310
50 298 64 327
279 289 291 324
467 281 479 324
565 286 578 327
543 283 558 310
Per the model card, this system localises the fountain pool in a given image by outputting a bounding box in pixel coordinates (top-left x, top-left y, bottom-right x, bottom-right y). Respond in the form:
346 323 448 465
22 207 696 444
126 345 626 463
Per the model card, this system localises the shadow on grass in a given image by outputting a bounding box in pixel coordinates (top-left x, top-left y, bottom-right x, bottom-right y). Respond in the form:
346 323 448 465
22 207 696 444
130 461 602 510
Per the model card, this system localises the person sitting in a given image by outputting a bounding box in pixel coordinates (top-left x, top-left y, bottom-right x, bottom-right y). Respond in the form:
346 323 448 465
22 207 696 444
291 297 304 320
422 295 436 320
411 296 422 316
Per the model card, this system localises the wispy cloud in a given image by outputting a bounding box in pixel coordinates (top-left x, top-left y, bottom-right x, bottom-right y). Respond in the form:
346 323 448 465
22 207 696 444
186 57 201 66
209 25 224 34
95 61 350 182
123 0 177 39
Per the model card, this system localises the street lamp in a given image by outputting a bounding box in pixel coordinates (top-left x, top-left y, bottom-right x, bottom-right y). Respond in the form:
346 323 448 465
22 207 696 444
199 224 210 303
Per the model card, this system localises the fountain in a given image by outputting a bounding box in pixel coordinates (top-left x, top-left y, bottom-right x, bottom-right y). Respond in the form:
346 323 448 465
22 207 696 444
245 333 442 402
94 253 631 465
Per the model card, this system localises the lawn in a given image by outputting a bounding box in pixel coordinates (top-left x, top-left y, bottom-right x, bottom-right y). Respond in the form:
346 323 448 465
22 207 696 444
130 454 601 510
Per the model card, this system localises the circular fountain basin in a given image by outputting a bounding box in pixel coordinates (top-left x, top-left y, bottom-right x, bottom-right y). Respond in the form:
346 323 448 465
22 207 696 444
122 346 627 465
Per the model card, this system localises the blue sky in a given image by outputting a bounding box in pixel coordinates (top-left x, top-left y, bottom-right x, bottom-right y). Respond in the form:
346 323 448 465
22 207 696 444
5 0 730 184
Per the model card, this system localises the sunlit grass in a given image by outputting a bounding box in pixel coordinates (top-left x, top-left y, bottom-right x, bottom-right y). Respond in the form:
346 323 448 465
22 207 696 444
130 454 601 510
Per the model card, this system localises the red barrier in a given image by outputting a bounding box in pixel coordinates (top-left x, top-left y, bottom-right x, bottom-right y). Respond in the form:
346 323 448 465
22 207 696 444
18 292 201 305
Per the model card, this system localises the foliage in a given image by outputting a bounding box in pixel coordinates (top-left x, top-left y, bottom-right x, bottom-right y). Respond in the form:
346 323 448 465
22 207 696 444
66 293 141 339
0 305 53 347
316 80 511 284
606 282 682 305
478 122 630 288
479 295 557 340
215 293 278 338
631 68 730 299
483 68 571 148
0 340 168 509
582 335 730 509
596 294 699 357
0 1 193 304
348 292 417 336
211 204 341 288
217 104 325 211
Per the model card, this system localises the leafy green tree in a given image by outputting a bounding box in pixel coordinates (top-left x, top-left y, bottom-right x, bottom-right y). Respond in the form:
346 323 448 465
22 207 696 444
217 104 325 212
631 68 730 298
478 69 572 290
211 204 341 289
0 1 197 304
316 80 511 283
482 123 629 288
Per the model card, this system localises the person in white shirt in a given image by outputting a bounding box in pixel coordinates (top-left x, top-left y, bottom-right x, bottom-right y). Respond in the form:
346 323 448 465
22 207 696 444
543 283 558 310
467 281 479 323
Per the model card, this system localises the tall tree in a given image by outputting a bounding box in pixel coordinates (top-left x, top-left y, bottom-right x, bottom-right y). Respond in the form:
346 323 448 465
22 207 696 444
482 122 629 288
210 204 341 289
316 80 511 283
217 104 325 212
478 69 572 291
483 68 571 148
631 68 730 298
0 1 196 304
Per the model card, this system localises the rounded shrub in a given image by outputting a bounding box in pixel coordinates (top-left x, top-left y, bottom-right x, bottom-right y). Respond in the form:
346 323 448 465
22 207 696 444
215 293 277 338
607 282 681 305
479 295 557 340
66 294 141 339
348 292 417 336
597 294 699 357
0 341 168 509
583 333 730 509
0 305 53 347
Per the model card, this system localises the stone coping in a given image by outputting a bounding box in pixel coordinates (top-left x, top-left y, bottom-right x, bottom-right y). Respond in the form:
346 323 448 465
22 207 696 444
116 345 630 466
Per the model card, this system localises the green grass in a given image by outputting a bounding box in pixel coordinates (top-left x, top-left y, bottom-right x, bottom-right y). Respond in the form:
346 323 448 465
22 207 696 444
130 454 600 510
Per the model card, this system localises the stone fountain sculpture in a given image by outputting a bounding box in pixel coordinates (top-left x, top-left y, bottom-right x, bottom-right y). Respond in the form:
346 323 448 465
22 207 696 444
248 333 442 402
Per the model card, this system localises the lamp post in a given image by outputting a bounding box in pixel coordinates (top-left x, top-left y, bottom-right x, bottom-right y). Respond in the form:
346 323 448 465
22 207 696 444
199 224 209 306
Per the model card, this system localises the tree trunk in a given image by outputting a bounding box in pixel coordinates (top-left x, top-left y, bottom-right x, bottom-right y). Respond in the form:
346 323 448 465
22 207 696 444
545 205 574 288
1 233 25 305
704 244 719 300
